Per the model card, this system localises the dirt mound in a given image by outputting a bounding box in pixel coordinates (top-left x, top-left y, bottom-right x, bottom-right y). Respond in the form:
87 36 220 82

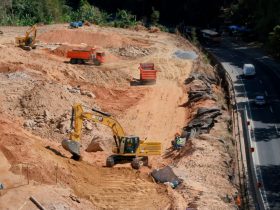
49 44 71 57
38 29 137 48
20 82 93 119
18 82 110 147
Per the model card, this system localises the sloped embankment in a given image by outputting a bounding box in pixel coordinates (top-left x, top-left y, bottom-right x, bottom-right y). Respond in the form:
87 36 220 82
163 60 238 209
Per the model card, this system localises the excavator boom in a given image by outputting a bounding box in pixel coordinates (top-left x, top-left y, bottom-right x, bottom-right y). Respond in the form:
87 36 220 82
62 103 126 158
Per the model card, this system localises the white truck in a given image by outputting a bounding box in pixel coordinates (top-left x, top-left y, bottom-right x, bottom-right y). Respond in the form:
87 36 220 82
243 63 256 77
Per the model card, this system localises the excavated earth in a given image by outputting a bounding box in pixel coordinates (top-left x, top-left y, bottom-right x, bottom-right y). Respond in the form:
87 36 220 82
0 24 238 209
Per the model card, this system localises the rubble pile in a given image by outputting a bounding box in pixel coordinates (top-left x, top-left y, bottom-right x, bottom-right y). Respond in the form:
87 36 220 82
109 45 153 58
184 107 222 135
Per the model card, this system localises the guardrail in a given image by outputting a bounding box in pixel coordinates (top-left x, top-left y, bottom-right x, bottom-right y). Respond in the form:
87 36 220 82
204 49 251 209
202 46 266 210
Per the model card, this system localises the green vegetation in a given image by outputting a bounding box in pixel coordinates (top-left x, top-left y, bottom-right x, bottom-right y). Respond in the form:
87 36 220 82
226 0 280 57
113 9 137 28
0 0 65 25
0 0 156 30
268 25 280 58
150 7 160 26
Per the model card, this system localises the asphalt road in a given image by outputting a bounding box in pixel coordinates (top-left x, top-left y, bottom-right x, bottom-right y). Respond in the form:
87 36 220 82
206 40 280 210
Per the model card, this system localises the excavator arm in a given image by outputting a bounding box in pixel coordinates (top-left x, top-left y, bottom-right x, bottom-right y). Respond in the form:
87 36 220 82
62 103 126 158
24 24 37 46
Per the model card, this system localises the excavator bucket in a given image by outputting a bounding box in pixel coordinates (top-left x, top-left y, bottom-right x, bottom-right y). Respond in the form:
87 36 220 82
62 139 81 159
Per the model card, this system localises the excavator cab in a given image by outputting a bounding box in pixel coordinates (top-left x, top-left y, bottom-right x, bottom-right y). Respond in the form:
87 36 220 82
118 136 140 154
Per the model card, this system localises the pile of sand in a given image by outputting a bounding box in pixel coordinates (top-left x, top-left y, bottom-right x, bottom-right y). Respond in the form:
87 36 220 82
38 29 138 48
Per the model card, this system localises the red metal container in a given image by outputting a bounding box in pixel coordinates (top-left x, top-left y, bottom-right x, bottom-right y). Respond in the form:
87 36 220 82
139 63 158 83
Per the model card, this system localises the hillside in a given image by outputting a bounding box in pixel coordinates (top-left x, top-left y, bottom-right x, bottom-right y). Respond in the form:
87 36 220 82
0 24 237 209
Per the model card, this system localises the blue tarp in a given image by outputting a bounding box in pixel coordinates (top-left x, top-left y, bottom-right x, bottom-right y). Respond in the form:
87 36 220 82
228 25 251 32
70 21 83 28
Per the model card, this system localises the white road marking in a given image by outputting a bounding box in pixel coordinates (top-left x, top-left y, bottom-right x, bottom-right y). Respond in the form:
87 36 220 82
265 91 268 96
259 80 263 84
275 124 280 135
270 106 273 113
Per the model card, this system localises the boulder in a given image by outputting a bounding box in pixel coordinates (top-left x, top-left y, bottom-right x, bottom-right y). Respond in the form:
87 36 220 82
57 120 71 134
86 137 109 152
67 87 80 94
84 121 93 130
23 119 36 128
81 90 96 98
188 72 217 85
44 110 51 121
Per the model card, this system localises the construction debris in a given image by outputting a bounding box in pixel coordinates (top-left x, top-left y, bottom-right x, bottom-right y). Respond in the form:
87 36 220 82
30 196 46 210
109 46 153 58
151 166 182 188
184 107 221 135
69 194 81 203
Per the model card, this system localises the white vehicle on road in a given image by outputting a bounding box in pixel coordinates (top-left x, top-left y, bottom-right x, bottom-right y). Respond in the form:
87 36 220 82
243 63 256 77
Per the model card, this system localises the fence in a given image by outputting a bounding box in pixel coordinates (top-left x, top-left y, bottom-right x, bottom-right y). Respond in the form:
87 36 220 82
1 162 59 192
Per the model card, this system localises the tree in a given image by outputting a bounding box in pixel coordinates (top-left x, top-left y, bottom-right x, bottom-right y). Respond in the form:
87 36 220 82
150 7 160 25
268 25 280 57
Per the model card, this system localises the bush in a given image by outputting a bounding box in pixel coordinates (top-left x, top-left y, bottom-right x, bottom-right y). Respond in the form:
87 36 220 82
113 9 137 28
0 0 145 31
0 0 65 26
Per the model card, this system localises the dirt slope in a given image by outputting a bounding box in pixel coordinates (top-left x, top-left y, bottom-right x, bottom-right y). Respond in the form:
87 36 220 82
0 115 171 209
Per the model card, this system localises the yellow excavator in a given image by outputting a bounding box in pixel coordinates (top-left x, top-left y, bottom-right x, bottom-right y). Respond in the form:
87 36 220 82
15 24 37 51
62 103 162 169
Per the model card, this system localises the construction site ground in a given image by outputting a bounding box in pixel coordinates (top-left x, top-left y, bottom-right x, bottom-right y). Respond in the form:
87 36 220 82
0 24 238 209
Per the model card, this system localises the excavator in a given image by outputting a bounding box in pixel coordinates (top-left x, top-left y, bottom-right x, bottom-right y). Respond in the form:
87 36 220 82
62 103 162 169
15 24 37 51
